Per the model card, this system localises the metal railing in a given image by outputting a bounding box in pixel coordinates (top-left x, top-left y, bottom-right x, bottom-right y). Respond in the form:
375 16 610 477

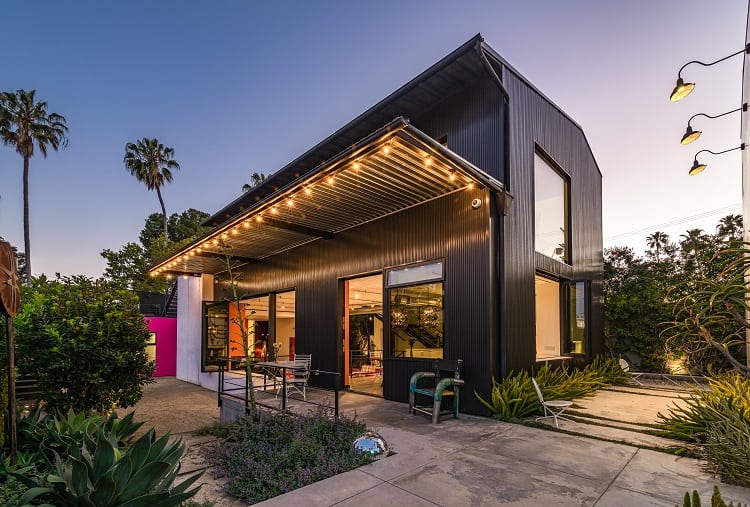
216 357 341 418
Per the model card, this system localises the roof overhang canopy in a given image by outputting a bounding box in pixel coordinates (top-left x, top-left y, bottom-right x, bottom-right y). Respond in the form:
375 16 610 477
150 117 506 277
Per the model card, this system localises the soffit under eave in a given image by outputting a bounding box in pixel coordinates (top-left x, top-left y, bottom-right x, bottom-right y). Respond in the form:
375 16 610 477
150 122 503 277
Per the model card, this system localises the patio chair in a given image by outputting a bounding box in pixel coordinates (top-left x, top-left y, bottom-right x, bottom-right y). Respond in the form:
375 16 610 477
619 358 644 386
409 359 464 424
286 354 311 401
531 377 574 428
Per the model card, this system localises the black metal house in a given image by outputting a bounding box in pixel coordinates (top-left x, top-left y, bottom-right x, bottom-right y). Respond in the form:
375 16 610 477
151 34 603 416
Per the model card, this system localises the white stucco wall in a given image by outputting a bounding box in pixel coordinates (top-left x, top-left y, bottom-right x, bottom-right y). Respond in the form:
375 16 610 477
176 275 220 390
176 276 202 384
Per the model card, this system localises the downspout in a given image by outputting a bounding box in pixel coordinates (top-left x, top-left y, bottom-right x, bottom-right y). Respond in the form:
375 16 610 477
475 39 511 378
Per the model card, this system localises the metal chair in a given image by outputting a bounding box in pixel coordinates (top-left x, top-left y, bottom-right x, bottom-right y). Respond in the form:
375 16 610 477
531 377 574 428
286 354 311 400
409 359 464 424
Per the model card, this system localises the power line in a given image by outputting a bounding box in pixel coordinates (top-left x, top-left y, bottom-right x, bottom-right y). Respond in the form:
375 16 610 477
604 204 741 242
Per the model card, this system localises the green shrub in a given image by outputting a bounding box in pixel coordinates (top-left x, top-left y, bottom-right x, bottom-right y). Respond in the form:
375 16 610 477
14 275 154 413
702 402 750 487
474 369 539 421
5 411 201 506
207 408 373 504
679 485 748 507
657 371 750 443
475 356 629 420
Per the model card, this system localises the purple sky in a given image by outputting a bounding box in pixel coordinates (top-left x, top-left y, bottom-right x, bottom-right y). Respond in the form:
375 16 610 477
0 1 747 277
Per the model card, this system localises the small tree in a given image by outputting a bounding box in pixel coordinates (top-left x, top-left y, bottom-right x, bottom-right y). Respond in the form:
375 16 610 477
220 242 259 419
14 275 154 413
666 244 750 378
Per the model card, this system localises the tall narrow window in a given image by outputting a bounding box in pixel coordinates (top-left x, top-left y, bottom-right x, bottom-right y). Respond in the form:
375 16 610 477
534 152 569 262
387 261 444 359
203 302 229 371
565 281 588 355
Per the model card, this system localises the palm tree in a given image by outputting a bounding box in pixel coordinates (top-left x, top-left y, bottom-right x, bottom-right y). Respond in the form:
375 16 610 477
242 171 267 192
716 214 743 241
646 231 670 263
0 89 68 282
124 138 180 238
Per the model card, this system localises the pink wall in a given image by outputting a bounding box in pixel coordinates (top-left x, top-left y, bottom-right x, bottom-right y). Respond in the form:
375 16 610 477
144 317 177 377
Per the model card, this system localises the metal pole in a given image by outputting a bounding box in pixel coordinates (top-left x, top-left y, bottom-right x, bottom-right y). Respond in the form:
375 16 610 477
742 0 750 368
6 315 16 465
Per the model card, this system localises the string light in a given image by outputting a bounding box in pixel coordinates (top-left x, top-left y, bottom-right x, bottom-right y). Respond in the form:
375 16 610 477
243 220 251 228
231 228 238 235
271 207 279 214
327 176 334 185
286 198 294 207
425 157 432 166
304 187 312 195
256 216 263 223
353 161 361 171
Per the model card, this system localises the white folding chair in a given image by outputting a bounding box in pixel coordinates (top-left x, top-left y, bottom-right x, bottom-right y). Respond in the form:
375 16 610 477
531 378 574 428
286 354 311 401
619 358 644 386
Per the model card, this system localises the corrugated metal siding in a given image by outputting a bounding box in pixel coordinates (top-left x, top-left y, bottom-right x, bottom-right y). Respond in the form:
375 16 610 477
214 189 493 415
501 67 604 373
415 78 504 181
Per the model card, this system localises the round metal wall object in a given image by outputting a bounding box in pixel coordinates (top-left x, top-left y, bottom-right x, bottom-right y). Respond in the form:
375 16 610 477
0 241 20 317
352 431 389 461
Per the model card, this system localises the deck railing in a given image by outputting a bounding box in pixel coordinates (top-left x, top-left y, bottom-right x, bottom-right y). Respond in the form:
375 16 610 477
216 357 340 418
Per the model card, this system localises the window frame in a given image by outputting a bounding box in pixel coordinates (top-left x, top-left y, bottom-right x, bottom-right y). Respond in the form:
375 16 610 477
533 148 571 264
385 259 446 360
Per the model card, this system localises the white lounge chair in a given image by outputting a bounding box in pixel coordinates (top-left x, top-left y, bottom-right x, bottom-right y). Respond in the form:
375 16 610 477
531 377 574 428
619 358 644 386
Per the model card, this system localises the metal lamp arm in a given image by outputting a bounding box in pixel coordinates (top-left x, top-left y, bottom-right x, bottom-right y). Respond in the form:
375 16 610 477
693 144 746 161
678 44 750 79
687 104 748 127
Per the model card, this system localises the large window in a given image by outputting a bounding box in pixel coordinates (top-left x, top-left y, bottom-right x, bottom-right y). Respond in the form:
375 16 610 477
534 275 589 360
388 261 444 359
535 275 560 360
534 152 569 262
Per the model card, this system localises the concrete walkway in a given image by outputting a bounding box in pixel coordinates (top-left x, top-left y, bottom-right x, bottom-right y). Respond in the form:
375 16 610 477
131 378 750 506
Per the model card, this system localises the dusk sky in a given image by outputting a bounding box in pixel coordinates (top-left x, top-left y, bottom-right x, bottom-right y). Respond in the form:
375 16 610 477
0 1 747 277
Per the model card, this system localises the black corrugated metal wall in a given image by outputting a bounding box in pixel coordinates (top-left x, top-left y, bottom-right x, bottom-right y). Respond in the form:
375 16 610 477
500 66 604 375
214 188 493 414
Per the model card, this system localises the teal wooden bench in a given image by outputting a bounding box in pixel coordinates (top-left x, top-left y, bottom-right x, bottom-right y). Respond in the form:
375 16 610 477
408 359 464 424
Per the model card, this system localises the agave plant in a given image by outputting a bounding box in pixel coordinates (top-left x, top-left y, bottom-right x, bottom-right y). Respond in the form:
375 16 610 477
9 427 202 506
679 485 747 507
17 409 143 466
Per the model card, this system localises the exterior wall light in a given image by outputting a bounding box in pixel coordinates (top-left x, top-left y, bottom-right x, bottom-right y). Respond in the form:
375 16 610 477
670 44 750 102
689 144 745 176
681 104 748 145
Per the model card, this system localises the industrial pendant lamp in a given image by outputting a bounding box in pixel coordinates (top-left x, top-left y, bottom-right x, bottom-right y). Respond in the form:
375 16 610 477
689 145 745 177
679 105 747 145
669 44 750 102
670 78 695 102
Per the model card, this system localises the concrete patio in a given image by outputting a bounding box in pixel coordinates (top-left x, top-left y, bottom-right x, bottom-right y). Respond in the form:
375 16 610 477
130 378 750 506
